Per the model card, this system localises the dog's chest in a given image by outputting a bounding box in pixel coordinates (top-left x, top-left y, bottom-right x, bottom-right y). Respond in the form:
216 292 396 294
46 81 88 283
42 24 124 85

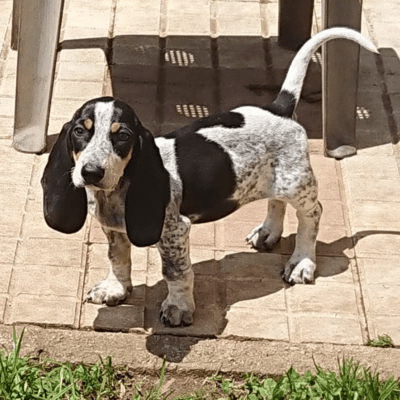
86 186 127 231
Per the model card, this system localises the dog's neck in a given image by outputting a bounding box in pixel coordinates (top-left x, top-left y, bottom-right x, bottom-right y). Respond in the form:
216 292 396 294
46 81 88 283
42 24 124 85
85 179 129 232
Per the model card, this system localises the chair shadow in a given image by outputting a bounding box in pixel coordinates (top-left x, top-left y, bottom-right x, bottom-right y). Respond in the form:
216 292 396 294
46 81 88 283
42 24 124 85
55 34 400 152
45 33 320 153
93 229 400 362
355 47 400 148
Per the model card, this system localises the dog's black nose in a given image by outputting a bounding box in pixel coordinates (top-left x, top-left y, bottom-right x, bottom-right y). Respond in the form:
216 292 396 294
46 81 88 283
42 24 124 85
81 163 105 185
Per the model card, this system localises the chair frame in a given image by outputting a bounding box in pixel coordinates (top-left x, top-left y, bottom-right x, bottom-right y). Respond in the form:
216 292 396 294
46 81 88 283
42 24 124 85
11 0 363 158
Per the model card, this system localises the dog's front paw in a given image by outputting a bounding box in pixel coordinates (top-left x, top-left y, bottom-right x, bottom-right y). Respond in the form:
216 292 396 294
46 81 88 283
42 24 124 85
246 223 282 251
160 294 195 327
283 256 316 284
85 278 133 306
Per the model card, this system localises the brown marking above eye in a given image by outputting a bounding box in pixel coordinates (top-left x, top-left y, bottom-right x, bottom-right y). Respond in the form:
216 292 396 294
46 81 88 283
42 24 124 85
72 151 81 162
111 122 121 134
84 118 93 130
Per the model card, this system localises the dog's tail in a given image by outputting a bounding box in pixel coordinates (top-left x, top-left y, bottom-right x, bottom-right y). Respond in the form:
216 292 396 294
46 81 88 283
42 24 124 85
268 27 378 118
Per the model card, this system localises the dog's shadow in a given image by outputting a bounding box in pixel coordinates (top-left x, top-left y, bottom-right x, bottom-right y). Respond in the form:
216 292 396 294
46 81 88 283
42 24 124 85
92 229 399 362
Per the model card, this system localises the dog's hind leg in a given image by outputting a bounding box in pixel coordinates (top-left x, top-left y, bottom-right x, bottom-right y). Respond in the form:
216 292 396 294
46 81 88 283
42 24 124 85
157 214 195 326
283 194 322 284
246 200 287 251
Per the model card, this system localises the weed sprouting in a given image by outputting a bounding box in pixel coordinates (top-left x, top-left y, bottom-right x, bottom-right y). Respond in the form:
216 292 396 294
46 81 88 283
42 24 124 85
367 335 395 348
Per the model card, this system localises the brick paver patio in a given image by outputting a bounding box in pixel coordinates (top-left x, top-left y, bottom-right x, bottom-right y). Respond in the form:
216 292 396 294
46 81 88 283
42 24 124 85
0 0 399 367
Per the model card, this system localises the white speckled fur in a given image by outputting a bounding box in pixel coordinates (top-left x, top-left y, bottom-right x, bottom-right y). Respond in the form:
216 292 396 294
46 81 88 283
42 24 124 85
197 106 311 204
197 106 321 284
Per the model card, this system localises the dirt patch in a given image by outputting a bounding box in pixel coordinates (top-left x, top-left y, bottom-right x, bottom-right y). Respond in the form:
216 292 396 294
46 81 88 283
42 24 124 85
119 369 216 399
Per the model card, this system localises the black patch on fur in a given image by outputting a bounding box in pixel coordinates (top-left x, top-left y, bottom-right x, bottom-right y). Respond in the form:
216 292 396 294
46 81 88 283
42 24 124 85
124 127 170 247
42 122 88 234
264 90 296 118
111 99 147 159
69 98 108 155
166 118 240 223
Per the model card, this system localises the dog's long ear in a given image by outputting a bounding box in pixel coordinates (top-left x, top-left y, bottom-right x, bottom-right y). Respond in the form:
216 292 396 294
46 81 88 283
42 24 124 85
124 129 170 247
41 122 88 233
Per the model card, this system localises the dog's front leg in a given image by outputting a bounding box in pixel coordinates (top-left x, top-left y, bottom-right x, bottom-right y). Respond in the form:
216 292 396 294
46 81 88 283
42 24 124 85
157 214 195 326
85 228 132 306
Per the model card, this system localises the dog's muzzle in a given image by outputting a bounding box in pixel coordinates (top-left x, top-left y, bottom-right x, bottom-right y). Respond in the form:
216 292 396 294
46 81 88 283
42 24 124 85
81 163 105 186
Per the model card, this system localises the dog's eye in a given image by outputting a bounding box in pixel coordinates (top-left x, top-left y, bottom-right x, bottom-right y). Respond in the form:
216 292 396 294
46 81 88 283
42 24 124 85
118 132 130 141
74 127 85 136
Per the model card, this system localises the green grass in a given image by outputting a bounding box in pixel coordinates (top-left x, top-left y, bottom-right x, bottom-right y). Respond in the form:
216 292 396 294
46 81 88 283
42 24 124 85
1 328 399 399
0 328 121 399
199 359 400 400
367 335 395 348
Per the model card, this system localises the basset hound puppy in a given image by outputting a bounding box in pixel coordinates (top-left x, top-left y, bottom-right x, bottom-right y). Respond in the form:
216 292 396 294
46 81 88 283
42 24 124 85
41 28 377 326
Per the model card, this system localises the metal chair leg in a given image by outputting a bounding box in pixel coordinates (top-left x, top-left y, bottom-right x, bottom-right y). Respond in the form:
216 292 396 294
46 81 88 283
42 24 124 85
322 0 363 159
12 0 64 153
11 0 22 51
278 0 314 51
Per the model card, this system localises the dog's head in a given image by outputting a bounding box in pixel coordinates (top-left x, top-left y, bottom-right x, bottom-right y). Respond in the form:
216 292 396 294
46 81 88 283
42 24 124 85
70 98 141 191
41 97 170 246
